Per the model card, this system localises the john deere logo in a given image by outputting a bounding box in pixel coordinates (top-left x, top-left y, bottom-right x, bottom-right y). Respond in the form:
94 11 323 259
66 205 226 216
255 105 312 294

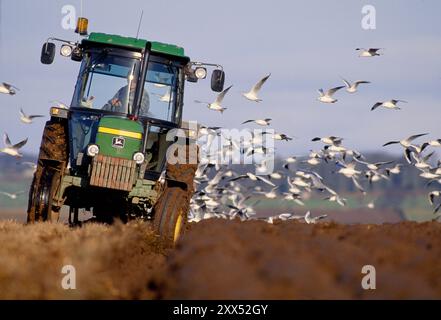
112 136 125 149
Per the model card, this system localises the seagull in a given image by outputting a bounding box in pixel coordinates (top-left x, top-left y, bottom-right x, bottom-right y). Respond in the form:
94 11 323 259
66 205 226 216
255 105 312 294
317 86 345 103
241 118 272 126
383 133 429 149
273 133 293 141
356 48 382 57
229 172 276 187
242 73 271 102
341 77 370 93
371 100 407 111
283 156 297 170
277 213 306 221
0 190 24 199
0 82 19 95
324 194 347 207
0 133 28 158
19 108 44 124
312 136 343 145
385 164 403 176
195 85 232 113
17 161 37 170
428 191 441 213
304 211 328 224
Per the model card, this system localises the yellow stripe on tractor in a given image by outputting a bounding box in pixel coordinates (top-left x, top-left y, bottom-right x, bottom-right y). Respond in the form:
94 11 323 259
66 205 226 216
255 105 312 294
98 127 142 139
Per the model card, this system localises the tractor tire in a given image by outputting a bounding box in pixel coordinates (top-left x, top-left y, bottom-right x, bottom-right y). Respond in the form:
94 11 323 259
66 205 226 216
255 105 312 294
152 185 190 247
152 145 198 247
28 167 61 222
27 120 68 223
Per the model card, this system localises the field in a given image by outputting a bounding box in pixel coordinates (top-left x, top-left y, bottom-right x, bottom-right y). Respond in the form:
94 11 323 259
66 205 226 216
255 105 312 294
0 216 440 299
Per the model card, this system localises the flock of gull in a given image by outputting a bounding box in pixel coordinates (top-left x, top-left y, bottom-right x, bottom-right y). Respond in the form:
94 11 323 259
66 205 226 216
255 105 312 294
188 48 441 224
1 47 441 224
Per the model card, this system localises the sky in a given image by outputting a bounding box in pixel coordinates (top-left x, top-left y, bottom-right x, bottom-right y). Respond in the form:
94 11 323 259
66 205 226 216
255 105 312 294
0 0 440 157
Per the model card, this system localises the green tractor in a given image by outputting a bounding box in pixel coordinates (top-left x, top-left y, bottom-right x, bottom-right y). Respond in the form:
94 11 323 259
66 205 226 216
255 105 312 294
27 18 225 245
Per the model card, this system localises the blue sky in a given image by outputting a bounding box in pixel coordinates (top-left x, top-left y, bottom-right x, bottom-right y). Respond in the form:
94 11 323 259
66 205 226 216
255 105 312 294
0 0 440 157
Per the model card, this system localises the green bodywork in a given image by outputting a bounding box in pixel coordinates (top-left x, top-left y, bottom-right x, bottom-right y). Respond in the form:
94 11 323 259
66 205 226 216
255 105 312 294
86 32 188 59
95 116 143 159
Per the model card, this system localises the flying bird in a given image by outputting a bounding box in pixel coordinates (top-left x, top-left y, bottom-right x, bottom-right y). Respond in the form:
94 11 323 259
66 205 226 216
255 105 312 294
242 73 271 102
0 82 19 95
304 211 328 224
195 85 232 113
317 86 345 103
241 118 272 126
0 133 28 158
0 190 25 199
341 77 370 93
19 108 44 124
356 48 382 57
371 100 407 111
383 133 429 149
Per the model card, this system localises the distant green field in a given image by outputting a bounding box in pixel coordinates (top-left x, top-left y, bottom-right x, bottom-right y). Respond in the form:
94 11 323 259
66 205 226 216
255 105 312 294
252 193 435 222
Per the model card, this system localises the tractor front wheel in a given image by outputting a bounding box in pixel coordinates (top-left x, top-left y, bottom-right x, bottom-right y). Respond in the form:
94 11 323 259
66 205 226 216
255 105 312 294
153 186 189 247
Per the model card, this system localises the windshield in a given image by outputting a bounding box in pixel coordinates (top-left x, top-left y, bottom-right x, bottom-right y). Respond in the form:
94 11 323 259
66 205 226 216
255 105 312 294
139 58 180 122
72 50 182 123
73 51 143 114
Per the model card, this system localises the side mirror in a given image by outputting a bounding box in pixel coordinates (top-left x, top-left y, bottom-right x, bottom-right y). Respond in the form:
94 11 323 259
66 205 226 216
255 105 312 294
41 42 56 64
211 69 225 92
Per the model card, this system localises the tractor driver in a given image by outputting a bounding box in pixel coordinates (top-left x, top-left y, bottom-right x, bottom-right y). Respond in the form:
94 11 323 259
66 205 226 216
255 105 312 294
102 70 150 116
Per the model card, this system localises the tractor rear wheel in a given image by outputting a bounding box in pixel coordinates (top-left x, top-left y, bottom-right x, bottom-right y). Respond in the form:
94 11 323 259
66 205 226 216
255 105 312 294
27 120 68 223
28 167 61 222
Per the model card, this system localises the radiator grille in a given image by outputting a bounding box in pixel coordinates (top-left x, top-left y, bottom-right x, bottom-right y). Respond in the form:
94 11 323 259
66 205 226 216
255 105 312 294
90 155 137 191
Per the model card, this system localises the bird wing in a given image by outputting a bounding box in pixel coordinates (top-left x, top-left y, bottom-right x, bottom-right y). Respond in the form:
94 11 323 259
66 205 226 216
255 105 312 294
241 120 254 125
215 85 233 104
19 108 27 118
352 177 365 193
251 74 271 94
354 80 370 85
407 133 429 142
371 102 382 111
255 175 276 187
29 115 44 119
13 138 28 150
374 160 395 167
3 132 12 147
341 78 351 88
382 141 399 147
317 89 324 97
326 86 344 96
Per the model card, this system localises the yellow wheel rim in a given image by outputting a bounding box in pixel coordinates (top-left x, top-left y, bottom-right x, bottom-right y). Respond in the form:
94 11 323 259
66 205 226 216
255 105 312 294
173 211 183 244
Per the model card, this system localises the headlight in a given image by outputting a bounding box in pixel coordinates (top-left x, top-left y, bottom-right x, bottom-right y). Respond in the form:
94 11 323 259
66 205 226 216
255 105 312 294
133 152 145 164
194 67 207 79
87 144 99 157
60 44 73 57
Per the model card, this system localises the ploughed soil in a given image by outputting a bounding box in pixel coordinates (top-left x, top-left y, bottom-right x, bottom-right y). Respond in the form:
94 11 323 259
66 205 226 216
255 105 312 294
0 217 441 299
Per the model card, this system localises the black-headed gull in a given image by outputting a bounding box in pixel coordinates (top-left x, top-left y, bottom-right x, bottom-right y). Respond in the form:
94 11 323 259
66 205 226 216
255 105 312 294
356 48 382 57
0 82 19 95
371 99 407 111
341 77 370 93
195 85 232 113
317 86 345 103
19 108 44 124
0 133 28 158
242 74 271 102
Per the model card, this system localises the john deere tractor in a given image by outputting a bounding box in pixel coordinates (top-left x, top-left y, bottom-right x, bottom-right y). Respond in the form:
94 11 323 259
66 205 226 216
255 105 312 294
27 18 225 245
